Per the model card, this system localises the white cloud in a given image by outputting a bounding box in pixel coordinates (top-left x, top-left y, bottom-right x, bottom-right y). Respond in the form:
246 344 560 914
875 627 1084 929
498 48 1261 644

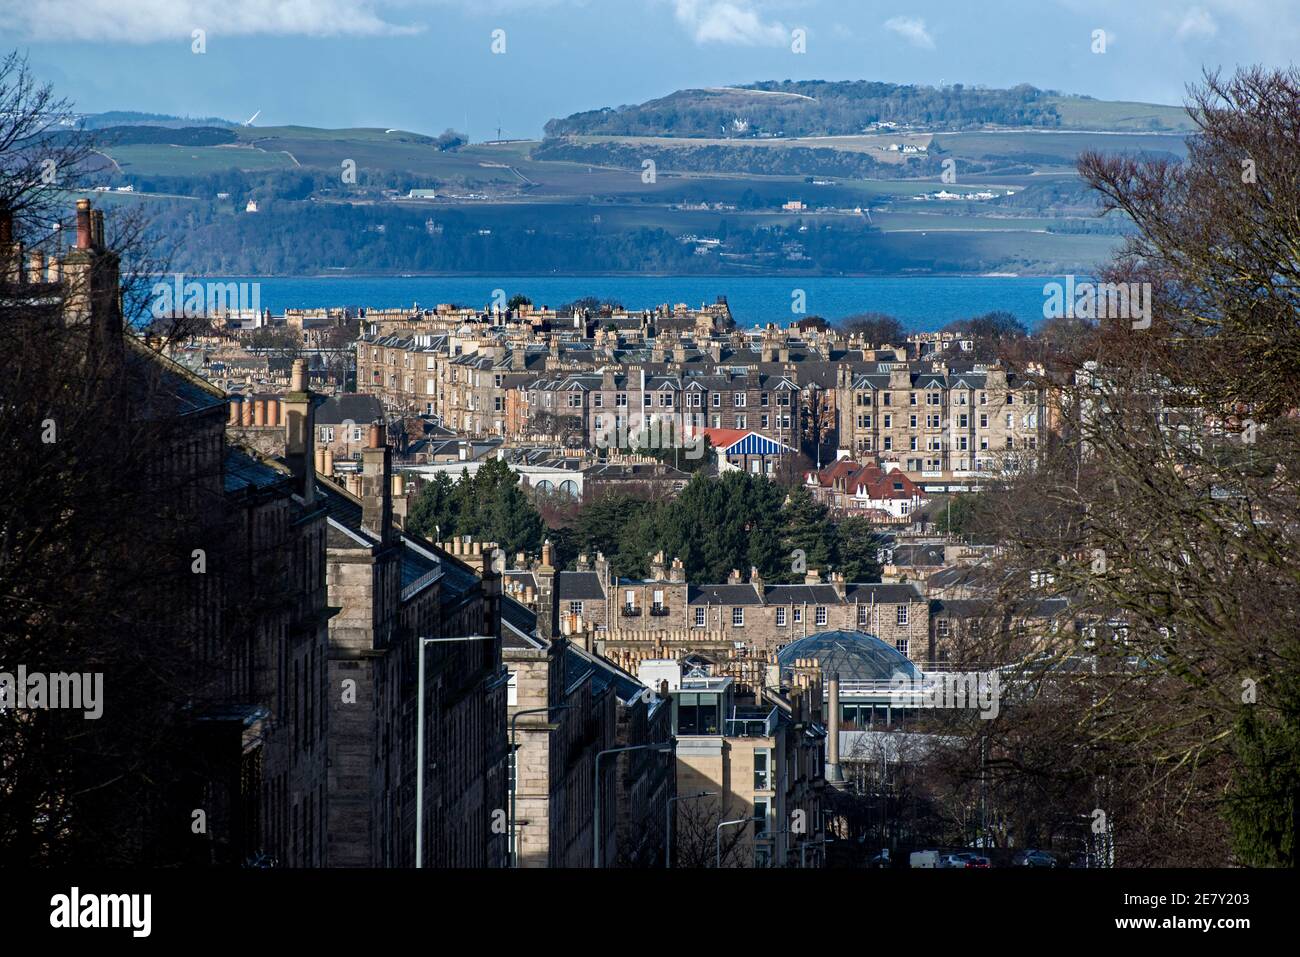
0 0 421 42
672 1 788 46
1175 7 1219 41
883 15 935 50
3 0 791 47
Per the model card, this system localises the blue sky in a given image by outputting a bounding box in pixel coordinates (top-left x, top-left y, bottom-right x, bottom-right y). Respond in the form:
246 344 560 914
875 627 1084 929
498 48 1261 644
5 1 1295 141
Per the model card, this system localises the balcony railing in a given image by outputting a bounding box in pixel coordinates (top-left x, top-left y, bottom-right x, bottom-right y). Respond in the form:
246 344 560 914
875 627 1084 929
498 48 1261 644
649 606 670 617
724 707 779 738
621 605 642 617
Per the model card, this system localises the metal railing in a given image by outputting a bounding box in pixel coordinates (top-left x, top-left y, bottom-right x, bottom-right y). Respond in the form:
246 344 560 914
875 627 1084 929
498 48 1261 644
723 707 779 738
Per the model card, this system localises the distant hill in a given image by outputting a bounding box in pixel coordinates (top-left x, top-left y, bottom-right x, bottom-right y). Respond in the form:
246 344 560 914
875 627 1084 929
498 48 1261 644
544 80 1195 138
77 111 237 130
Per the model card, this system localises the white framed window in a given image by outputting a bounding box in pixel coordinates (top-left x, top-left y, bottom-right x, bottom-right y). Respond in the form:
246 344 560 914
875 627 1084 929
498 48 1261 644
776 607 787 627
732 607 745 627
793 607 803 624
568 601 583 616
896 604 909 626
753 749 771 790
815 606 827 626
694 607 706 627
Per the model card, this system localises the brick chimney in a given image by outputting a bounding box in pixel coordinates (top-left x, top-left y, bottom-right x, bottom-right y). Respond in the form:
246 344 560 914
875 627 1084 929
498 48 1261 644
60 199 122 351
282 358 316 504
75 199 92 250
360 421 393 541
0 207 21 283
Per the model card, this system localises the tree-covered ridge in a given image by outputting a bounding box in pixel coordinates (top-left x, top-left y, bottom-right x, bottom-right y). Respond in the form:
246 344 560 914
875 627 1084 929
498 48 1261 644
545 81 1066 138
532 137 943 179
408 468 883 585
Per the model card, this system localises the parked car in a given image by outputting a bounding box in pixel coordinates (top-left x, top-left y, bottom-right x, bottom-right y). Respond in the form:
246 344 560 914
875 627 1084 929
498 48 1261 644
937 854 967 868
963 855 992 868
1012 849 1058 868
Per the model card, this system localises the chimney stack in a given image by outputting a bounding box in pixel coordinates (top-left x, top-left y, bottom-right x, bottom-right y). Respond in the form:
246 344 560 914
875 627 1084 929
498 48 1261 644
282 358 316 504
75 199 92 249
60 199 122 352
0 208 19 284
827 673 843 783
360 421 393 540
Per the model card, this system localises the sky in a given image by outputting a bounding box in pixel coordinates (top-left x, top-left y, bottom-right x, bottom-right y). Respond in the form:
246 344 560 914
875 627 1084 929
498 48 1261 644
3 0 1296 141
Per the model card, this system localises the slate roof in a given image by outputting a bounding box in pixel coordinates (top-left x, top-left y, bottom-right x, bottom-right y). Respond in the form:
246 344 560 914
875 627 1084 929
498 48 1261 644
555 570 606 601
843 583 926 604
760 583 839 605
317 394 385 426
689 583 763 606
890 544 948 567
224 447 291 495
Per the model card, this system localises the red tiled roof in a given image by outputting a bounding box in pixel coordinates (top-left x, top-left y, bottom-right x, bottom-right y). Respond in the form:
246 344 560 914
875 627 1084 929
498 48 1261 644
805 458 923 500
700 427 749 449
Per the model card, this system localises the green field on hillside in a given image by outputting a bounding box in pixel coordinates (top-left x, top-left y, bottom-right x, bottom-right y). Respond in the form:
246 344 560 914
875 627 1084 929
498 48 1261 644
1045 96 1195 132
100 143 298 175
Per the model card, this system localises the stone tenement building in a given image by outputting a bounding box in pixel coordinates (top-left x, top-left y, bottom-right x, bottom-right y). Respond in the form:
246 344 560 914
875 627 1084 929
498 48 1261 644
504 627 674 868
354 316 1051 479
834 360 1046 475
498 547 930 699
232 359 511 867
640 657 827 868
3 199 331 867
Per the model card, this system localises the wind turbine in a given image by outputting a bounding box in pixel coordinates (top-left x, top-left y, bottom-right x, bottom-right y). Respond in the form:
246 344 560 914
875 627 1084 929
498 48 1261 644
242 110 261 127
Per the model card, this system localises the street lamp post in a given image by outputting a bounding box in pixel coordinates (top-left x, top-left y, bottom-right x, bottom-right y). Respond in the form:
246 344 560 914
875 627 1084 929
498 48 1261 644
415 634 497 869
716 817 750 869
665 790 717 868
593 740 674 868
509 704 573 868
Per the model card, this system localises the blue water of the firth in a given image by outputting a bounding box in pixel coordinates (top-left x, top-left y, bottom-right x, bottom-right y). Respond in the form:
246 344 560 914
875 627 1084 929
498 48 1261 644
206 275 1055 331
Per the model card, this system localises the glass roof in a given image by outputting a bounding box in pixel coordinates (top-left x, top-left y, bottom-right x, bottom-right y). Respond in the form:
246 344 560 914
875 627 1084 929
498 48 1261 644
777 630 921 682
